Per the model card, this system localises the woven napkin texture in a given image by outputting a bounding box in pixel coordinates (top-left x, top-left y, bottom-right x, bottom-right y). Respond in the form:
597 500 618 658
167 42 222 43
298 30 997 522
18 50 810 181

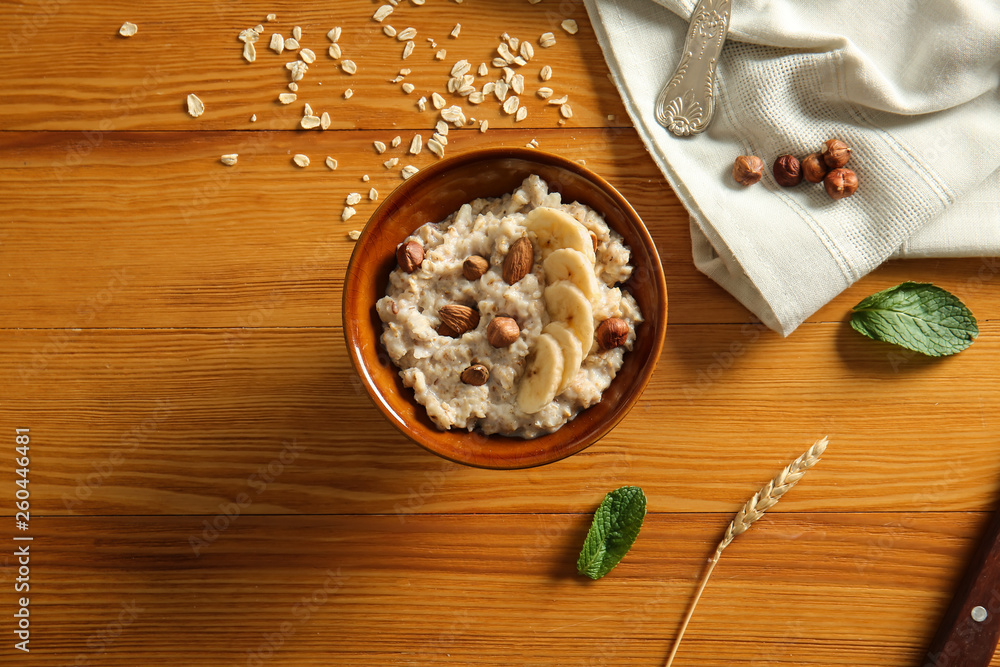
584 0 1000 334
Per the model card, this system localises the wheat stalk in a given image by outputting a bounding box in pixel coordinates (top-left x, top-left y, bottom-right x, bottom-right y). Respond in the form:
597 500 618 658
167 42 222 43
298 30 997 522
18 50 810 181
664 437 829 667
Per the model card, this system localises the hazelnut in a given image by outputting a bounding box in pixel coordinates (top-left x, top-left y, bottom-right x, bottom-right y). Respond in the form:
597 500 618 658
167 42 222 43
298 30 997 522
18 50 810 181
502 237 534 284
772 155 802 187
460 364 490 386
487 317 520 347
396 241 424 273
824 168 859 200
463 255 490 280
822 139 852 169
596 318 629 350
801 153 829 184
732 155 764 186
438 304 480 336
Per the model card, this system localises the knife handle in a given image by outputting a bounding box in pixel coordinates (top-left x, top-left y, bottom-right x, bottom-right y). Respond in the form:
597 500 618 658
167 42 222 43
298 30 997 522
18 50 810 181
654 0 732 137
924 506 1000 667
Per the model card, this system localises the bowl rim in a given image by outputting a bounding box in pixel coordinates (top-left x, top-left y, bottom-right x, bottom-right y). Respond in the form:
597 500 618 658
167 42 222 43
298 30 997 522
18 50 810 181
343 147 667 469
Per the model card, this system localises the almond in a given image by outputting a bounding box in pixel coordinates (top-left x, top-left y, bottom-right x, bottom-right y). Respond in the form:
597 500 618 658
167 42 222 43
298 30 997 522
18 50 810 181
502 237 533 284
438 304 480 336
487 317 520 347
596 318 629 350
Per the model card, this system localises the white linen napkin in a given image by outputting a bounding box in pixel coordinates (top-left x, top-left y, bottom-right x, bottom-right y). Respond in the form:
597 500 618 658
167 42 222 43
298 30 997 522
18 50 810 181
584 0 1000 334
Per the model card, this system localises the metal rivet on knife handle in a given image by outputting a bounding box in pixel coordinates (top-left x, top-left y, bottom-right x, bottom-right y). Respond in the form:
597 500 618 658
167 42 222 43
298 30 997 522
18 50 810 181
972 606 988 623
655 0 732 137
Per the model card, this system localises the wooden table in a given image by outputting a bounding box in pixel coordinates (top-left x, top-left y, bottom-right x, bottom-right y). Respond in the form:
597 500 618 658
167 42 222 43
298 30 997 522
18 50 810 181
2 1 998 665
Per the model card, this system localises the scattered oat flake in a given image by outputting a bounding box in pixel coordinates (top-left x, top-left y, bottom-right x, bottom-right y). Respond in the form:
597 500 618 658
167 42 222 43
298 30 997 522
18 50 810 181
374 141 387 154
220 154 238 166
301 115 321 129
537 87 553 99
293 154 310 167
346 192 362 206
478 62 489 77
186 94 205 118
327 27 342 42
342 206 357 221
432 132 448 146
435 50 447 60
435 121 449 135
369 188 379 201
451 23 461 38
451 60 471 77
561 19 579 35
549 95 568 105
344 88 354 99
348 230 361 241
270 33 285 53
321 112 331 130
401 165 419 180
479 119 489 133
431 92 446 109
384 157 399 169
468 91 484 104
284 37 299 51
560 103 573 118
119 22 137 37
402 41 414 59
391 136 402 148
520 42 534 61
427 138 445 158
266 14 277 21
402 83 415 94
540 32 556 48
250 114 257 122
384 25 397 37
243 41 257 62
397 27 417 41
328 43 342 59
409 134 423 155
512 73 525 94
325 156 338 170
341 60 357 74
540 65 553 81
362 174 370 182
373 5 394 22
292 25 302 41
503 96 520 115
417 96 427 111
279 93 297 104
516 106 528 122
304 102 314 117
300 48 316 63
288 82 298 91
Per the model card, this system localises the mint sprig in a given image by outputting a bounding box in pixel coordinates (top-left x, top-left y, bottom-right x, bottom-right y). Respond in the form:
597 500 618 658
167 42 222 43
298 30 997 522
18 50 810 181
850 282 977 357
577 486 646 580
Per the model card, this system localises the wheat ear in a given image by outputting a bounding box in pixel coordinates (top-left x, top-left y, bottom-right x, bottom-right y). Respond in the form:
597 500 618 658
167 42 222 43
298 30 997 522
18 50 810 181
664 437 829 667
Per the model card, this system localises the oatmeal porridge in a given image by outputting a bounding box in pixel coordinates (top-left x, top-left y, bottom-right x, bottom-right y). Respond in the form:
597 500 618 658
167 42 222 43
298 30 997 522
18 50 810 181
375 175 643 438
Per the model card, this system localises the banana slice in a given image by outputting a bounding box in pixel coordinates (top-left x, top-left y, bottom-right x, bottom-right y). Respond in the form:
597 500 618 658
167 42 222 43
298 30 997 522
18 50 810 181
543 322 583 394
524 207 596 264
516 333 565 414
543 248 601 301
544 281 595 351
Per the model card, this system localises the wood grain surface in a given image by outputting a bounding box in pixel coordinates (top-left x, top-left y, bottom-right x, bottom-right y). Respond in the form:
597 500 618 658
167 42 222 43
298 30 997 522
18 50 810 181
1 1 999 665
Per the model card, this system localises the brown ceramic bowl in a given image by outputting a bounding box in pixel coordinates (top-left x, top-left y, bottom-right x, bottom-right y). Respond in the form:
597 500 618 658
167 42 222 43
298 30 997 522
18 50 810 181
343 148 667 469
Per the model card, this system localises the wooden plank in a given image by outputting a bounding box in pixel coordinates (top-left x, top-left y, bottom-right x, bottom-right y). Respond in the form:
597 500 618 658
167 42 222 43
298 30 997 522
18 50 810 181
2 129 996 329
0 0 623 131
3 323 999 517
0 512 994 666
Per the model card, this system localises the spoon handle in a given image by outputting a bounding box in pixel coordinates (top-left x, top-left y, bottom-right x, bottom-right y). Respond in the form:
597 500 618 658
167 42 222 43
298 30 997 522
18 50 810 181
655 0 732 137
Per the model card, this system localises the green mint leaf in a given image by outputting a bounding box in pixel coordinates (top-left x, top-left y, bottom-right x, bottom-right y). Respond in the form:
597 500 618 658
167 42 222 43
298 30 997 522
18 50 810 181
850 282 978 357
577 486 646 580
